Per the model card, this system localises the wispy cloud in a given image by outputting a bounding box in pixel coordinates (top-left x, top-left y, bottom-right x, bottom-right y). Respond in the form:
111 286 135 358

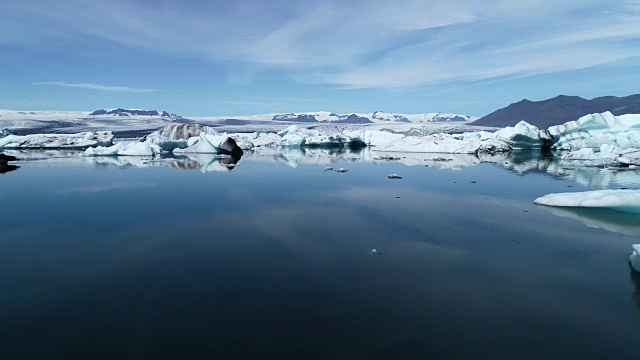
33 81 156 93
5 0 640 89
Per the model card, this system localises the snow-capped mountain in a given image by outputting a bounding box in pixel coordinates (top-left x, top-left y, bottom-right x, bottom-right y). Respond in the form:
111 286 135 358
218 111 475 124
90 108 183 119
370 111 477 123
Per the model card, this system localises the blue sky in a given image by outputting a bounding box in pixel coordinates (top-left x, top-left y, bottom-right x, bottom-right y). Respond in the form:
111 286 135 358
1 0 639 117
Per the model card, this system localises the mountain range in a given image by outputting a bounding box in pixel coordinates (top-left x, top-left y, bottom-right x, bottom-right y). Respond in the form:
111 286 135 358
474 94 640 128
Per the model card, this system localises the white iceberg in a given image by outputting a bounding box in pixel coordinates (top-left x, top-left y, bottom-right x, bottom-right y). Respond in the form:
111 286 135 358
85 124 242 156
546 112 640 151
0 131 113 149
534 190 640 213
173 132 243 155
631 244 640 273
344 129 512 154
228 125 365 150
86 134 187 156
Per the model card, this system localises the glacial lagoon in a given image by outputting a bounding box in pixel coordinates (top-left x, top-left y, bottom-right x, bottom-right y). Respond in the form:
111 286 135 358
1 148 639 359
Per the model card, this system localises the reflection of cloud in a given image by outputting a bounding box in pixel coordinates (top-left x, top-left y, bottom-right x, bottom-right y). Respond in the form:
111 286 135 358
537 206 640 236
50 182 156 195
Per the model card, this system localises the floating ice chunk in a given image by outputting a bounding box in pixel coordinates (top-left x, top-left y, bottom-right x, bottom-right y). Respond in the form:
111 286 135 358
325 166 333 171
173 132 243 155
631 244 640 273
370 249 383 255
85 134 187 156
534 190 640 213
0 131 113 149
336 168 348 173
388 173 402 179
492 121 543 149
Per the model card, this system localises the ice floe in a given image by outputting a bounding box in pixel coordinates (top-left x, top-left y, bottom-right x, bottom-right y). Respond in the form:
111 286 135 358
534 190 640 213
0 131 113 149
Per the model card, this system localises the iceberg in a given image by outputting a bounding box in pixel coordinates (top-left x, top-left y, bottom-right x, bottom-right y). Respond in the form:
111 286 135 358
0 131 113 149
86 135 187 156
534 190 640 213
85 124 242 156
228 125 365 150
173 132 243 155
631 244 640 273
546 112 640 151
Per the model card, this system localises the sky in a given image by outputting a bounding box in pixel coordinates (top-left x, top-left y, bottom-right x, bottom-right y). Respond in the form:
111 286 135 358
1 0 639 117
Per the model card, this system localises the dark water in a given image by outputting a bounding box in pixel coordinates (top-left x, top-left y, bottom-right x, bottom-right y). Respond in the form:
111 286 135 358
1 151 639 359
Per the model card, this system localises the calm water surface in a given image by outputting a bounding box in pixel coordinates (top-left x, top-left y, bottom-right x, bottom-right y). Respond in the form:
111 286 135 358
0 150 639 359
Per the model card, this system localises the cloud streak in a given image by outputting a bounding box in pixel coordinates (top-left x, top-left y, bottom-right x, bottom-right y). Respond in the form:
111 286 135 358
5 0 640 89
33 81 156 93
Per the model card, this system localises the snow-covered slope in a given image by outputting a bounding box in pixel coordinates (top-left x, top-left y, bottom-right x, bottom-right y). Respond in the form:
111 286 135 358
370 111 477 123
193 111 477 125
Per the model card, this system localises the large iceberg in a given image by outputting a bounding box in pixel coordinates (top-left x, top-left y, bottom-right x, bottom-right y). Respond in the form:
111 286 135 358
335 120 544 154
545 112 640 151
0 131 113 149
534 190 640 213
86 124 243 156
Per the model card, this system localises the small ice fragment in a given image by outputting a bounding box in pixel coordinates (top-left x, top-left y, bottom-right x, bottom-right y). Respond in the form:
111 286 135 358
630 244 640 273
325 167 333 171
370 249 383 255
388 173 402 179
336 168 348 173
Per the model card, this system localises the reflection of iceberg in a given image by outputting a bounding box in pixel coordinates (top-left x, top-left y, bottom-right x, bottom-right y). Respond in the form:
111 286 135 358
170 154 240 173
3 149 241 173
630 264 640 315
0 153 19 174
537 206 640 235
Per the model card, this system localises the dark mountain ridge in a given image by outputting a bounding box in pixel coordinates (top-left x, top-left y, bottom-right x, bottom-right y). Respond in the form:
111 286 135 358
474 94 640 128
90 108 182 118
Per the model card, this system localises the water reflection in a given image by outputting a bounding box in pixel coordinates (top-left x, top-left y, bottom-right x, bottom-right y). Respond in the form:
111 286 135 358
4 147 640 186
630 265 640 316
537 206 640 236
0 153 19 174
3 150 241 173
